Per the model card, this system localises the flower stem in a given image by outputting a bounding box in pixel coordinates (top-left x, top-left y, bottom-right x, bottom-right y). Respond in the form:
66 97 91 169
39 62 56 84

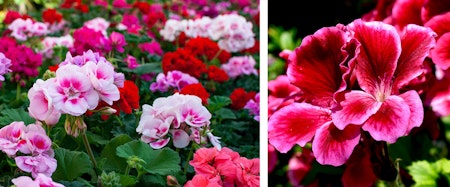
184 144 195 175
81 130 98 170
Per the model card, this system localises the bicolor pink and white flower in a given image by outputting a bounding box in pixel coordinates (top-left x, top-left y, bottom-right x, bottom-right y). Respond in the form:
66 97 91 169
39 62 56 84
150 70 199 92
47 64 99 116
15 154 57 178
0 52 12 81
8 18 49 41
12 174 64 187
137 93 217 149
0 121 26 156
28 79 62 126
221 55 258 78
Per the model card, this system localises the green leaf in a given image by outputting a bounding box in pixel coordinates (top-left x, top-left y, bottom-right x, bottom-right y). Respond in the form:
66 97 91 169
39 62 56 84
434 158 450 174
215 108 237 120
0 108 36 127
116 140 181 175
407 160 439 186
137 174 165 187
100 134 133 173
119 175 138 187
207 96 232 113
52 148 93 181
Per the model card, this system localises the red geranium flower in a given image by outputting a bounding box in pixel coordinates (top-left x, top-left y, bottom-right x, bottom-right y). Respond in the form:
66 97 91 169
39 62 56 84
162 48 207 78
88 80 140 120
229 88 256 110
179 83 210 105
185 37 231 64
42 9 63 24
207 66 229 83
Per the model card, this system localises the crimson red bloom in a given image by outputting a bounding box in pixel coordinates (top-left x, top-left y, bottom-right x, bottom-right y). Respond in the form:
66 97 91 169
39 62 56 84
42 9 63 24
207 66 229 83
145 11 166 29
185 37 231 64
133 1 151 14
162 48 206 78
179 83 210 105
61 0 89 12
88 80 140 120
48 64 59 72
229 88 256 110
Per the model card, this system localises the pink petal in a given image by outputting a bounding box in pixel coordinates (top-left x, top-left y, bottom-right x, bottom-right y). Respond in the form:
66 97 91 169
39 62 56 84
312 123 361 166
268 103 331 153
362 95 411 143
421 0 450 23
171 129 190 148
287 27 349 107
149 138 170 149
393 24 436 91
391 0 424 30
398 90 424 134
430 33 450 70
332 91 382 130
348 19 401 95
424 12 450 37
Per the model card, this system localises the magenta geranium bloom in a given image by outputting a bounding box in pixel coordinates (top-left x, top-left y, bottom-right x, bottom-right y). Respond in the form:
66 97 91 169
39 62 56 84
332 19 436 143
268 25 361 166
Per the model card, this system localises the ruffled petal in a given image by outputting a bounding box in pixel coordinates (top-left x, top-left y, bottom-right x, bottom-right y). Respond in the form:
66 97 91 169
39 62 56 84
312 123 361 166
332 91 382 130
391 0 424 30
287 27 349 108
268 103 331 153
424 12 450 37
362 95 410 143
421 0 450 23
398 90 424 134
430 33 450 70
393 24 436 91
348 19 401 95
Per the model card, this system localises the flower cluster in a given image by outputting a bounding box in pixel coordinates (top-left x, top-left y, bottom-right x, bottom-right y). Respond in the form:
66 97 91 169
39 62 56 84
0 0 259 185
160 13 255 52
136 93 219 149
187 147 260 187
0 122 56 178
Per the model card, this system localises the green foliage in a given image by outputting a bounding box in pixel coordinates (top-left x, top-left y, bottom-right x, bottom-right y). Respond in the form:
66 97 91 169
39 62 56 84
52 148 94 181
116 140 181 175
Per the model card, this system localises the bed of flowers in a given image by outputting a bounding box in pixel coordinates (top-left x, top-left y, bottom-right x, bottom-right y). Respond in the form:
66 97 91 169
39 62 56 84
0 0 260 186
269 0 450 186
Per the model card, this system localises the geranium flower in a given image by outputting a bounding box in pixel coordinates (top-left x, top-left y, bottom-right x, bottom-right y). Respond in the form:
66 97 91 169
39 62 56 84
28 79 61 126
47 64 99 116
332 19 436 143
229 88 256 110
11 174 64 187
0 121 26 156
268 25 361 166
179 83 210 105
15 154 57 178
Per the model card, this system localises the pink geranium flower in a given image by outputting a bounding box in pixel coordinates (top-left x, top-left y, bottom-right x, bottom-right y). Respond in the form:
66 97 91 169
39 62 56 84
15 154 57 178
332 19 436 143
0 121 26 156
28 79 61 126
269 25 361 166
48 64 99 116
12 173 64 187
184 174 222 187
